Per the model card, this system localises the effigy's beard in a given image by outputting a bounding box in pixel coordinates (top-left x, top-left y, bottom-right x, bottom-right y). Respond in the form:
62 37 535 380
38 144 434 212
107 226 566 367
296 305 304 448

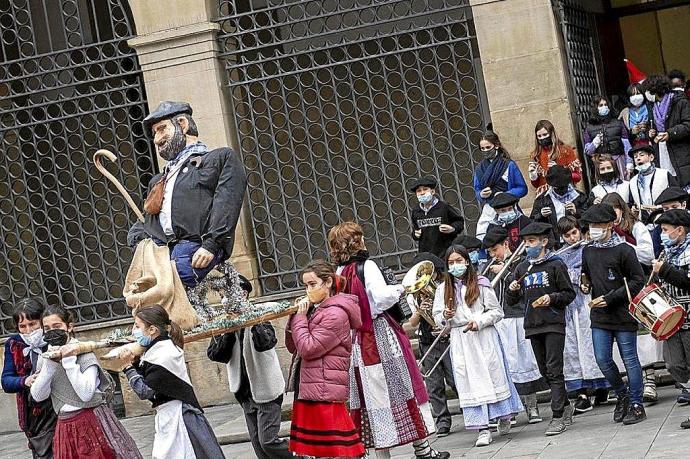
158 124 187 161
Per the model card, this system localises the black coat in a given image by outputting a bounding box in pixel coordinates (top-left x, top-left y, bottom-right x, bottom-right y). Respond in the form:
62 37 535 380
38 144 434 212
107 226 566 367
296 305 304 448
131 147 247 257
530 190 588 246
654 92 690 187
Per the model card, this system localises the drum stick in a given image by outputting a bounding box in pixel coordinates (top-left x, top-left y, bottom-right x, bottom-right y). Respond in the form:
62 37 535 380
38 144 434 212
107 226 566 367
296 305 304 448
623 277 633 304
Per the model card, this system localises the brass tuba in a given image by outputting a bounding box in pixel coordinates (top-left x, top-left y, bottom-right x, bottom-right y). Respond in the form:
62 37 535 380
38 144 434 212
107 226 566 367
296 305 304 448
402 260 438 329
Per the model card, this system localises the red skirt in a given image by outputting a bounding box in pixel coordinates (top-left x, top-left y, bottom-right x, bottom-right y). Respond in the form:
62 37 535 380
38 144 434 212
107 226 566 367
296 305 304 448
290 400 365 458
54 408 117 459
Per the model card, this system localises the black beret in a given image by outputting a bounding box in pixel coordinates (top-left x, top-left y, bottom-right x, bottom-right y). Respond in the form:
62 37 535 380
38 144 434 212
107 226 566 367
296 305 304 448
490 192 519 209
238 274 253 294
452 234 482 250
656 209 690 227
409 176 438 192
411 252 446 272
519 222 553 237
654 187 689 205
545 165 572 187
483 226 509 248
143 101 193 131
581 203 617 224
628 144 655 159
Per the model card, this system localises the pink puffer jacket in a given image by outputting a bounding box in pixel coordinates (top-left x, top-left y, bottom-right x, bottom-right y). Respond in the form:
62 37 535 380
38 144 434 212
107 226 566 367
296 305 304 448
286 293 361 402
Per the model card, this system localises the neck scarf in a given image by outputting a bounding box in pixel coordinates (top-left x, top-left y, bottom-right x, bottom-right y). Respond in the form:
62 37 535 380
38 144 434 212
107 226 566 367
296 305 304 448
637 162 656 193
476 155 509 202
165 141 208 173
591 232 624 249
653 93 674 132
667 233 690 267
547 185 579 221
613 225 637 245
629 104 648 127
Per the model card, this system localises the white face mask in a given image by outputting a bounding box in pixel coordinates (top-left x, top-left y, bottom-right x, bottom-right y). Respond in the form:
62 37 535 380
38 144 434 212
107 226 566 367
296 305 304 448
20 328 45 348
598 105 610 117
629 94 644 107
645 91 655 103
589 227 607 242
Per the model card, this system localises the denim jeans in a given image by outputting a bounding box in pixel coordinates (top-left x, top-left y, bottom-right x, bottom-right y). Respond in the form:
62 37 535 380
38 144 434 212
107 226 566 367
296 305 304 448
169 240 225 288
591 327 644 404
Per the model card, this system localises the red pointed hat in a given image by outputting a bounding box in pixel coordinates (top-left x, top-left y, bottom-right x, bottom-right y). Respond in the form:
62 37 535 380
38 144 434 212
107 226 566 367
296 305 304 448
625 58 646 84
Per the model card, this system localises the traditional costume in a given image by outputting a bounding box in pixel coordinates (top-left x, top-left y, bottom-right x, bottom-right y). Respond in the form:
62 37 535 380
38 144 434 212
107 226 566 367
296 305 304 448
530 166 588 240
557 243 608 395
432 276 522 434
628 145 677 225
485 192 532 253
589 177 630 205
30 342 141 459
124 336 224 459
337 252 437 456
2 334 57 459
482 227 545 423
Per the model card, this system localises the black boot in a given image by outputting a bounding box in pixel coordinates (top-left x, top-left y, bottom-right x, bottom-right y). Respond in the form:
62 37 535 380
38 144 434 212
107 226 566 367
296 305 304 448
613 394 630 423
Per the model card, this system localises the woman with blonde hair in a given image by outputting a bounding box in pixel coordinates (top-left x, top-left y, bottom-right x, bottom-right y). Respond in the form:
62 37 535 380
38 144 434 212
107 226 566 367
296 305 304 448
529 119 582 190
328 222 449 459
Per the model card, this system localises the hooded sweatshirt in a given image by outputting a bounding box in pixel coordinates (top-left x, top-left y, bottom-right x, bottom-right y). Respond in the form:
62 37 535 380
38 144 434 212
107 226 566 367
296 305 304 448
286 293 362 402
506 253 576 337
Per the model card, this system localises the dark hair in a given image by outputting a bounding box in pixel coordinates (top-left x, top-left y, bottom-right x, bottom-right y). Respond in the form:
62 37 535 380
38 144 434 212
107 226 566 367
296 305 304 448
669 69 686 81
556 215 579 238
42 304 75 335
301 259 346 295
175 114 199 137
592 95 614 116
135 305 184 349
602 192 637 233
626 83 643 97
442 245 479 310
12 298 47 331
594 154 619 182
530 119 567 161
481 130 511 160
644 74 672 96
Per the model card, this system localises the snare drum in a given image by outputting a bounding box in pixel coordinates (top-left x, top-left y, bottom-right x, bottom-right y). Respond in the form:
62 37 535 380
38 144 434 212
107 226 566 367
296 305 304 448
629 283 686 340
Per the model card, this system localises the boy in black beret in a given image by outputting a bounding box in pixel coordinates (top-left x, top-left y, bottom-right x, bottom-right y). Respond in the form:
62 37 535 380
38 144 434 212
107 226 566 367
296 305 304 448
648 187 690 257
506 222 576 436
650 209 690 425
406 252 456 437
530 166 588 242
580 203 646 425
483 226 546 424
451 234 484 269
628 144 677 223
410 176 465 258
486 192 532 252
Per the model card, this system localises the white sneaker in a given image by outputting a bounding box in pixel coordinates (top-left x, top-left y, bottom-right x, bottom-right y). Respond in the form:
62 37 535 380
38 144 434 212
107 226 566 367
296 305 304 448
497 418 512 435
475 429 492 447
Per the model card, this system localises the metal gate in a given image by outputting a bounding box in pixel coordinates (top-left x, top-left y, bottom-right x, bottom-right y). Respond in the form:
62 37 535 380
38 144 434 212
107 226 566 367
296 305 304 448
0 0 157 335
216 0 488 294
553 0 604 184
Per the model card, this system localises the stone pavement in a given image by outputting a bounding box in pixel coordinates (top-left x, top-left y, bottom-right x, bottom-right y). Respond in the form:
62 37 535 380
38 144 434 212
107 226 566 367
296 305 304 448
2 385 690 458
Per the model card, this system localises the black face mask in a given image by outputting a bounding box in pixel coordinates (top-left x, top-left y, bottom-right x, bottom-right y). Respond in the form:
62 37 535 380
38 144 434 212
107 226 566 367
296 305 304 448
44 329 69 347
600 171 616 183
538 137 553 147
554 186 569 195
482 147 497 160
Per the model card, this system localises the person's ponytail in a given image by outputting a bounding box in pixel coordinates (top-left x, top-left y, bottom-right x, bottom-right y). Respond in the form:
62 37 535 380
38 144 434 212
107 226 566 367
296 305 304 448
169 321 184 349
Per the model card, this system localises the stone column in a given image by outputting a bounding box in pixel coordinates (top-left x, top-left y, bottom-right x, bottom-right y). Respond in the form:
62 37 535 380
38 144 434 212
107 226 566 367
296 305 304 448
126 0 259 408
470 0 580 204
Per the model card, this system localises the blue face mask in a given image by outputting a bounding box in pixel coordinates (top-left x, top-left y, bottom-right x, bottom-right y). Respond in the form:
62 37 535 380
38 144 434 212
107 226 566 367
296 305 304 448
417 192 433 205
661 231 680 249
598 105 610 117
525 244 543 260
132 327 152 347
498 210 517 223
635 162 651 172
448 263 467 278
469 251 480 265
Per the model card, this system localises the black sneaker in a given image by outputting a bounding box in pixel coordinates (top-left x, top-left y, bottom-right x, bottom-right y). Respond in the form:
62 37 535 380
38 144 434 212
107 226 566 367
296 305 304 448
416 451 450 459
681 417 690 429
622 403 647 425
574 394 593 414
594 388 609 406
613 394 630 423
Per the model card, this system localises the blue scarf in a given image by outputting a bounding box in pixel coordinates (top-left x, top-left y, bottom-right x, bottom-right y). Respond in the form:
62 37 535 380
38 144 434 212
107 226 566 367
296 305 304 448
637 162 655 192
165 141 208 172
591 232 624 249
476 156 509 202
629 105 648 127
549 184 580 204
667 233 690 267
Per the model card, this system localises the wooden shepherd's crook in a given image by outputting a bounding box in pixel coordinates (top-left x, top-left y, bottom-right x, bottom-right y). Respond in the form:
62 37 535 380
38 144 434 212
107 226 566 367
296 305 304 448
93 149 145 223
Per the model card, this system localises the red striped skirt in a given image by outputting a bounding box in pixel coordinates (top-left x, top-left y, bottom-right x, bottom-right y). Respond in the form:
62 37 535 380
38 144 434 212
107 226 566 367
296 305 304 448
289 400 365 458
